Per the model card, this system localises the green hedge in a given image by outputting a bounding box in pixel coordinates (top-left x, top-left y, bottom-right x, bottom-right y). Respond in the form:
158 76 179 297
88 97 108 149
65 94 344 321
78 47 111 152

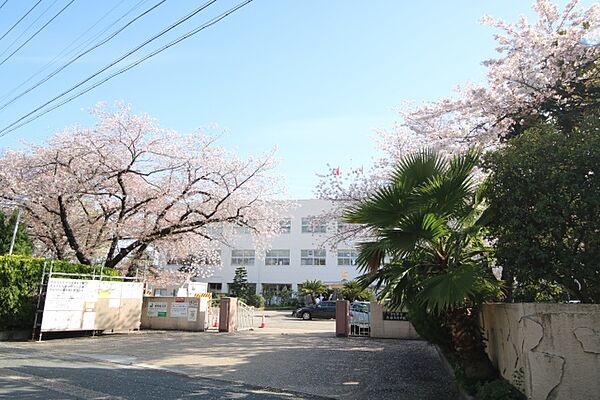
0 255 120 330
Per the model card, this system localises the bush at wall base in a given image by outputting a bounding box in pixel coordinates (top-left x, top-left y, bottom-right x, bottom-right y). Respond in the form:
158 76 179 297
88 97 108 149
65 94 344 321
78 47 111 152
0 255 119 331
476 379 525 400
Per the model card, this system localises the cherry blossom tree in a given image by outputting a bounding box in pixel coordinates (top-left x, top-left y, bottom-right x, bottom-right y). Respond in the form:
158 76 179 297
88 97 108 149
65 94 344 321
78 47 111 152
0 103 287 272
396 0 599 151
317 0 599 206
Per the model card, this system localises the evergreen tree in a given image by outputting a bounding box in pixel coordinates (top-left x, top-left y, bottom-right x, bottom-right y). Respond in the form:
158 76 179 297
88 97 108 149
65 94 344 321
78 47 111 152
229 266 250 298
0 209 32 255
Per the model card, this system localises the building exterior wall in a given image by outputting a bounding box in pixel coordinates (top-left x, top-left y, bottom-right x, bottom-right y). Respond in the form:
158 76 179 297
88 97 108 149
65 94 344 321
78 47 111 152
480 303 600 400
205 199 361 294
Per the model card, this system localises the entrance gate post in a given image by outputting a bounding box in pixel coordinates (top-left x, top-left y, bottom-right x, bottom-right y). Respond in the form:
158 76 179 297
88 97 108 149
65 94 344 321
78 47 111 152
219 297 238 332
335 300 349 337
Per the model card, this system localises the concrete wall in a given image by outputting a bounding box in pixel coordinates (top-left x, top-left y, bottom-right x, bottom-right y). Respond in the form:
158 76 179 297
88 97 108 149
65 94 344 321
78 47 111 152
140 297 207 331
370 302 420 339
480 303 600 400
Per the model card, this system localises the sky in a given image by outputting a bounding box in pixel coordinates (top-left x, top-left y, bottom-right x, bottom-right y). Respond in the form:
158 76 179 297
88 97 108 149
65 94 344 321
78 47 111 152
0 0 594 198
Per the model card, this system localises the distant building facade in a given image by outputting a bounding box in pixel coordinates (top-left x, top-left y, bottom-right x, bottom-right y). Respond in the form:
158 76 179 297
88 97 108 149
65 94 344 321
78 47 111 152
204 199 361 295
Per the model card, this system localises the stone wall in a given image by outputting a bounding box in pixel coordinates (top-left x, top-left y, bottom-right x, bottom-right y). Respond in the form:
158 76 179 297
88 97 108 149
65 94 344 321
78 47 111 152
480 303 600 400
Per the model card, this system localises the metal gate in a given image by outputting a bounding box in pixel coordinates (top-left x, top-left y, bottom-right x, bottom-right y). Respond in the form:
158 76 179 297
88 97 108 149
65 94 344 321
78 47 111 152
349 304 370 337
236 300 255 331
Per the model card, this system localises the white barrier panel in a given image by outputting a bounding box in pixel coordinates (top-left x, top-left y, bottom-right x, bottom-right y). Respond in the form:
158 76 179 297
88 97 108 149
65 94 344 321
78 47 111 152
41 278 143 332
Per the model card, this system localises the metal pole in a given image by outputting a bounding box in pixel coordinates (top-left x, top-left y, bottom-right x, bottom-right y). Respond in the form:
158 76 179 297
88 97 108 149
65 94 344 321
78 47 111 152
8 207 22 255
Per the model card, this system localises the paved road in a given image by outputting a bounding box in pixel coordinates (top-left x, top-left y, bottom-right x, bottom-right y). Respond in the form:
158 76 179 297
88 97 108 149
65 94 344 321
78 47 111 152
0 346 324 399
0 311 458 399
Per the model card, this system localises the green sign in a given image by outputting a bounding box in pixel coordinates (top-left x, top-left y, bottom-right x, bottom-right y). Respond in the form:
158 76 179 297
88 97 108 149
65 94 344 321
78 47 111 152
157 311 167 317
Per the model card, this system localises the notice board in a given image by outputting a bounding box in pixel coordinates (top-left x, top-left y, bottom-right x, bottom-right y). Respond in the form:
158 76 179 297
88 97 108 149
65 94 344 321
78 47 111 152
40 278 143 332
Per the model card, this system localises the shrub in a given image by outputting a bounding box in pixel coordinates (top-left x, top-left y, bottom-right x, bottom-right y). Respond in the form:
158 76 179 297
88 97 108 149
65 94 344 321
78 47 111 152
0 255 119 330
483 115 600 303
476 379 525 400
244 294 265 308
407 303 453 352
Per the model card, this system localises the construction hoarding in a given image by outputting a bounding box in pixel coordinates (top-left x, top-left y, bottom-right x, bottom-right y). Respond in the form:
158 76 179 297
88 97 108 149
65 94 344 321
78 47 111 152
41 278 143 332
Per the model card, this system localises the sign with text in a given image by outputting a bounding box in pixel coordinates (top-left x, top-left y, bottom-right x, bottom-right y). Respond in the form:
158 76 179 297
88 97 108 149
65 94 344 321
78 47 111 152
41 278 143 332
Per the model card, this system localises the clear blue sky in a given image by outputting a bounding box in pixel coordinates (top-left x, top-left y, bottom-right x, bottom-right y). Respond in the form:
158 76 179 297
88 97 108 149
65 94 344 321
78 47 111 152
0 0 592 198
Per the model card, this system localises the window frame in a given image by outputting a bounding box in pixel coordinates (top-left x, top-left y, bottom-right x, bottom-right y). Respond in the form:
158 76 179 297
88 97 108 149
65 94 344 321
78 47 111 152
301 217 327 233
300 249 327 266
265 249 291 266
278 218 291 234
231 249 255 266
337 249 358 266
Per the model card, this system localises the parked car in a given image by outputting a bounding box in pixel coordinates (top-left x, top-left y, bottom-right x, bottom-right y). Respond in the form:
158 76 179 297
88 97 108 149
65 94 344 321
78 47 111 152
350 301 370 335
292 301 336 320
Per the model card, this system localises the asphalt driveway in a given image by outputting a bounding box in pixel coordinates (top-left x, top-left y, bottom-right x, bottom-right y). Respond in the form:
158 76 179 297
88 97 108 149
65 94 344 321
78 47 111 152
0 311 458 399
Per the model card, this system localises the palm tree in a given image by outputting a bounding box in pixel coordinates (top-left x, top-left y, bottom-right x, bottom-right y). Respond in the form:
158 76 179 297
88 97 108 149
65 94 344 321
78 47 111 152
344 149 502 381
341 280 372 302
299 280 327 304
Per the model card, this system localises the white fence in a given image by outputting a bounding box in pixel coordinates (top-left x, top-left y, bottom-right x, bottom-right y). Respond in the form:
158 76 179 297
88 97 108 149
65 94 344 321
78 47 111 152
236 300 255 331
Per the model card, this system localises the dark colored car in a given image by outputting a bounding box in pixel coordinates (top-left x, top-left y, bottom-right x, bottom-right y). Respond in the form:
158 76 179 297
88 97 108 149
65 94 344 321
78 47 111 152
292 301 336 320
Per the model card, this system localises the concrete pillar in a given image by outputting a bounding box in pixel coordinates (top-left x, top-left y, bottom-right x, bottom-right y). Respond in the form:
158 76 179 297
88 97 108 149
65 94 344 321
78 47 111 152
219 297 238 332
335 300 349 337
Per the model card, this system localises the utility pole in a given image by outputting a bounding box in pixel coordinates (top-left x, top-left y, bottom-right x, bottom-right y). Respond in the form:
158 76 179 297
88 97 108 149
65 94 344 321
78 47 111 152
8 207 22 255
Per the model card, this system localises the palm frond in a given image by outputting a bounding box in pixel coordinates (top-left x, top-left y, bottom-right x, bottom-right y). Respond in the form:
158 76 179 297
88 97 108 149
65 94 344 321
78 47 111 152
344 184 407 228
415 265 503 314
390 149 447 191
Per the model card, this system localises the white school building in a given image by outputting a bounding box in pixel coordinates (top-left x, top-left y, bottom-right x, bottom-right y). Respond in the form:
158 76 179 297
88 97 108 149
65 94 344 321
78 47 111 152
204 199 361 295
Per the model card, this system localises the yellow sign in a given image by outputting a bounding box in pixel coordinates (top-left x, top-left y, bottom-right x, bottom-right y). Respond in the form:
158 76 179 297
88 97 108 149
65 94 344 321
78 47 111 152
194 292 213 299
341 271 348 280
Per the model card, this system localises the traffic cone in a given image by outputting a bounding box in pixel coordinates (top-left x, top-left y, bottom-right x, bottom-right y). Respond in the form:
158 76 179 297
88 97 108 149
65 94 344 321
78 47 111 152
212 318 218 328
258 315 266 328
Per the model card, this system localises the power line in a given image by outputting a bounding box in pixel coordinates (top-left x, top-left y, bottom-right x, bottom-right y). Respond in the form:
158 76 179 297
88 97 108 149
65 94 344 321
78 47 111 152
0 0 43 43
0 0 61 60
0 0 77 68
0 0 166 112
0 0 140 104
0 0 219 134
0 0 254 137
0 1 9 12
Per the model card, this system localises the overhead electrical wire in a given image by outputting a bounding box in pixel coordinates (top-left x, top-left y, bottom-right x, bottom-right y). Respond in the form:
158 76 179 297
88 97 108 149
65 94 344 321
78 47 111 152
0 0 9 12
0 0 61 60
0 0 140 103
0 0 43 43
0 0 166 112
0 0 77 68
0 0 254 137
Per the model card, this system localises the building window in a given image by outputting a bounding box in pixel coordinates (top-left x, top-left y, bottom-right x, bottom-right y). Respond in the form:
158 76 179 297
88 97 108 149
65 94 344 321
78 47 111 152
278 218 291 234
337 219 352 234
262 283 292 294
301 249 326 265
301 217 326 233
228 282 257 295
337 249 358 266
153 288 168 296
265 249 290 266
231 249 255 266
208 283 222 293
